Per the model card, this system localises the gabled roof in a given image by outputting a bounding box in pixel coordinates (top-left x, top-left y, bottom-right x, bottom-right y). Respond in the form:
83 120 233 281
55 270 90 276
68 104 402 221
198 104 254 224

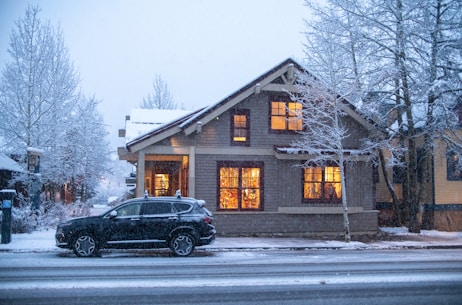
0 153 25 173
126 107 205 148
125 58 380 152
125 109 195 143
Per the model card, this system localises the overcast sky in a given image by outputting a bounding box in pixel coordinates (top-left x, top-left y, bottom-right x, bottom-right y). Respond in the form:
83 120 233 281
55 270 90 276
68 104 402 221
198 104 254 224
0 0 309 150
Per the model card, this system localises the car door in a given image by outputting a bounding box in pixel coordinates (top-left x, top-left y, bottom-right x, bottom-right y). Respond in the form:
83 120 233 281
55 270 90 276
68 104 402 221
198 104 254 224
106 201 143 244
141 201 177 241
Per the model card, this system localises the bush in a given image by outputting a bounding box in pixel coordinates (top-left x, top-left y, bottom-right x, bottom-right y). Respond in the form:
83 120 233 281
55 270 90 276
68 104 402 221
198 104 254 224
10 197 92 233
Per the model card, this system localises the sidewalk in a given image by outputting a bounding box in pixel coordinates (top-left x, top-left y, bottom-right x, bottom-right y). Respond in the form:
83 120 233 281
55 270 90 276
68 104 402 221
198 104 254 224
1 227 462 253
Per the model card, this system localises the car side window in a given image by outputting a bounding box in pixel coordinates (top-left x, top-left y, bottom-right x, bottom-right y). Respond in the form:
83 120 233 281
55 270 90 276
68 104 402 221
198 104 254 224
116 202 142 217
173 202 192 213
143 202 172 215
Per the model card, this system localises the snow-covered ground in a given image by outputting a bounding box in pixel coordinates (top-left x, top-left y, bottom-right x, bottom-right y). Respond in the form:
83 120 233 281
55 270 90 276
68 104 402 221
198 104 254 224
1 226 462 253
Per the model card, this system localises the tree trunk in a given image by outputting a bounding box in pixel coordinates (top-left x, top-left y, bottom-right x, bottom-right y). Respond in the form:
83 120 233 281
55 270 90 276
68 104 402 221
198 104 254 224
339 156 351 243
378 148 402 226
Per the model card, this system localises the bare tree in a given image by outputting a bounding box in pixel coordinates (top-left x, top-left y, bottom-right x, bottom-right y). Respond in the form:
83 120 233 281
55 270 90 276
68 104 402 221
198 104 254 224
140 74 176 109
303 0 462 232
0 5 79 154
291 72 353 242
0 5 111 204
41 94 111 202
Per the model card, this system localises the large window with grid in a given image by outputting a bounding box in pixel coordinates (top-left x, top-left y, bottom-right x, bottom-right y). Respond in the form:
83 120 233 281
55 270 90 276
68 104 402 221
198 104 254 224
270 99 303 132
218 161 263 211
303 165 342 203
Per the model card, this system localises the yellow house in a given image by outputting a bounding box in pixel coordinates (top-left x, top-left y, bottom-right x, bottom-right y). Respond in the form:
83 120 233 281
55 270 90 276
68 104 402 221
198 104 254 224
376 108 462 231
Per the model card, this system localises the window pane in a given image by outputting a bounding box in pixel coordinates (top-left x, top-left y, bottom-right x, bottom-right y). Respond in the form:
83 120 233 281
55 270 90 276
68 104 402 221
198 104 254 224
304 167 322 182
271 102 286 115
447 151 462 180
325 166 341 182
220 189 238 209
288 117 303 130
154 173 169 196
143 202 172 215
304 182 322 199
234 115 246 128
233 128 247 142
324 182 341 201
288 102 302 117
220 167 239 187
271 116 286 130
242 189 260 209
241 168 260 188
116 202 142 216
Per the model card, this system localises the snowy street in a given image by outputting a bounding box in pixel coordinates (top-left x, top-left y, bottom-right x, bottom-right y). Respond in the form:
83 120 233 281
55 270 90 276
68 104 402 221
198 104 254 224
0 249 461 304
1 227 462 304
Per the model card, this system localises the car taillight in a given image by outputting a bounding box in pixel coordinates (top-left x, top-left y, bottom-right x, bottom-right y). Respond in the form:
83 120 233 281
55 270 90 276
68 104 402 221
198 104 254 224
204 216 212 224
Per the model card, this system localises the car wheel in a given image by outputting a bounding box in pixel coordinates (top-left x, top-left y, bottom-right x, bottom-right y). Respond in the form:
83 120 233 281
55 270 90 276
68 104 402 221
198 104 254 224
170 233 195 257
73 232 98 257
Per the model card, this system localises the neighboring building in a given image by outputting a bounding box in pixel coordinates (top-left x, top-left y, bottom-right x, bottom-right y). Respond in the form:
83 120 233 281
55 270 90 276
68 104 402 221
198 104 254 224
0 153 25 189
376 103 462 231
118 58 379 237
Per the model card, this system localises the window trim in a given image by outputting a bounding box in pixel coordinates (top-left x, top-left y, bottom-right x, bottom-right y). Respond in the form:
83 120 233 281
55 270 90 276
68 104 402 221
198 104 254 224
447 150 462 181
231 109 250 146
302 162 342 204
217 161 264 211
269 96 303 134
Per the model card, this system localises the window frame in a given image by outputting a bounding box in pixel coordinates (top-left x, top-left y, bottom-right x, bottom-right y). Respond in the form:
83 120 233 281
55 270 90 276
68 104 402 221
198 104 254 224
447 150 462 181
269 96 303 133
302 163 342 204
230 109 250 146
217 161 264 211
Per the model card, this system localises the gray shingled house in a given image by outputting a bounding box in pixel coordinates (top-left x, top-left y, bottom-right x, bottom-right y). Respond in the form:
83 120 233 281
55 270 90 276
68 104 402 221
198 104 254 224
118 58 379 237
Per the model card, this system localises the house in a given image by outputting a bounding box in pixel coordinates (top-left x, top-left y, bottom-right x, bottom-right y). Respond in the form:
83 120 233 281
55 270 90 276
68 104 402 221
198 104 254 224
118 58 380 237
376 102 462 232
0 153 25 189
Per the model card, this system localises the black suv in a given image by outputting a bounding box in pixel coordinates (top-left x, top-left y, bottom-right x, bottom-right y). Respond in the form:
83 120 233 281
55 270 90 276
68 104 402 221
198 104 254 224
55 193 216 257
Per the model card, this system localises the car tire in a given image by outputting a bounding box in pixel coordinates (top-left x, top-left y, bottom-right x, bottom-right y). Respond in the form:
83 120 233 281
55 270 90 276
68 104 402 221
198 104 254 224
170 233 195 257
73 232 98 257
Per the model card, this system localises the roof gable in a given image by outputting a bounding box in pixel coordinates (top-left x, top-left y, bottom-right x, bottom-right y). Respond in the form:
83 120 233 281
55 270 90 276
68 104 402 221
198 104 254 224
125 58 380 152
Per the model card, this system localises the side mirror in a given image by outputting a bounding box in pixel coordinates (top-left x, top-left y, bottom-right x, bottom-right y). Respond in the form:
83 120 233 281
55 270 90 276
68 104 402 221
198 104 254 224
109 210 118 218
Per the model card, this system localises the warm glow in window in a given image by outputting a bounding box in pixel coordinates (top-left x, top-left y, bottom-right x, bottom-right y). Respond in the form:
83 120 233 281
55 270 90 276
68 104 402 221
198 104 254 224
154 174 169 196
271 101 302 131
304 166 341 202
288 102 303 130
233 114 247 142
219 164 262 210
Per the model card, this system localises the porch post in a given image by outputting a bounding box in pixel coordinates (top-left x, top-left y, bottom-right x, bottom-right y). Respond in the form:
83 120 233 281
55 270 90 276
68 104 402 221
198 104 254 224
189 146 195 197
136 150 145 197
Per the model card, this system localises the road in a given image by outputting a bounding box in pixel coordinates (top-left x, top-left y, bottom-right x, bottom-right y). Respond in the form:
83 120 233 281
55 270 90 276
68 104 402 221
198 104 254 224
0 248 461 305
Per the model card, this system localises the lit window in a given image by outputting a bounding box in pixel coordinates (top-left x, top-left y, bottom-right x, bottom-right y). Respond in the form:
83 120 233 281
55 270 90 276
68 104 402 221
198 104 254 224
154 174 169 196
303 165 342 203
231 109 250 145
218 161 263 210
447 151 462 181
270 100 302 131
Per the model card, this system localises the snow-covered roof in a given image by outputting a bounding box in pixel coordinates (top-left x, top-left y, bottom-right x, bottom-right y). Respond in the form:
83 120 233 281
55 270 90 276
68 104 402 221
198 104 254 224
124 109 192 143
0 153 25 172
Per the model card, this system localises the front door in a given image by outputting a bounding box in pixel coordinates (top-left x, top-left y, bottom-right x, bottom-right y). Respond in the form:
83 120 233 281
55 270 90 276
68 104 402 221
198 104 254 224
152 161 181 196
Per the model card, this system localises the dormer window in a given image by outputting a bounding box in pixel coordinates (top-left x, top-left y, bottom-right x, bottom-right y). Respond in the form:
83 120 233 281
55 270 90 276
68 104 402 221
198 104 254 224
270 98 303 132
231 109 250 146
